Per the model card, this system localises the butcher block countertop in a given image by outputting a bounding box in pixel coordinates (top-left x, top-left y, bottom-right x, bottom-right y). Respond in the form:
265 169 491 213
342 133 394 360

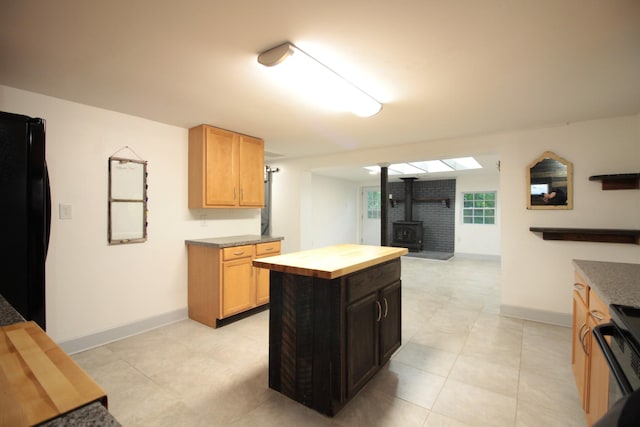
0 321 107 426
252 244 408 280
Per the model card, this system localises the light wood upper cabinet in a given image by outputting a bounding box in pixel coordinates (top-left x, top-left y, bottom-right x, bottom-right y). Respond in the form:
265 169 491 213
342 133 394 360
189 124 264 208
238 135 265 207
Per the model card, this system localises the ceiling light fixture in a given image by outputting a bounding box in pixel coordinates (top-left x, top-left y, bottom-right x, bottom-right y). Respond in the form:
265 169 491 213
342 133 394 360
257 42 382 118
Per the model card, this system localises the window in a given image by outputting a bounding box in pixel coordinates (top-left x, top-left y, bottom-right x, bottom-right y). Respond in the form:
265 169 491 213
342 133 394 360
462 192 496 224
367 191 381 219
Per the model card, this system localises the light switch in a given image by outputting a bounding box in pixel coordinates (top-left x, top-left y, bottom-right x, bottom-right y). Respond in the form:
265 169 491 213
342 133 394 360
59 203 72 220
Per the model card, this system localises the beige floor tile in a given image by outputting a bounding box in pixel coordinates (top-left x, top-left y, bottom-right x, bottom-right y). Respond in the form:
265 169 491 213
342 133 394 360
367 359 446 409
71 256 590 426
333 387 429 427
423 412 475 427
391 341 458 377
516 400 586 427
432 379 517 427
448 354 520 396
517 369 583 416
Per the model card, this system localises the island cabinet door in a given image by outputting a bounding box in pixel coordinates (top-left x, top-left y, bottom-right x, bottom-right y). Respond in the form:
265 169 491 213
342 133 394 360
346 292 380 397
379 280 401 363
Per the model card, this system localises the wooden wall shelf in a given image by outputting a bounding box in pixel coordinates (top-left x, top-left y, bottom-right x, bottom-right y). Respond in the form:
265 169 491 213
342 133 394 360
589 173 640 190
530 227 640 244
391 198 451 208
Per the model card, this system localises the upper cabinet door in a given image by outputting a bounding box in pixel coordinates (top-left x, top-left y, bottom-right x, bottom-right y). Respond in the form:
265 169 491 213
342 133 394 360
189 124 264 208
205 127 238 206
239 135 264 207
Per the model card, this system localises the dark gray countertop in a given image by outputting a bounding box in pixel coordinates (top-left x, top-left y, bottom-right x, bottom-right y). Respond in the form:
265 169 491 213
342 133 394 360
573 260 640 306
0 293 25 326
185 234 283 248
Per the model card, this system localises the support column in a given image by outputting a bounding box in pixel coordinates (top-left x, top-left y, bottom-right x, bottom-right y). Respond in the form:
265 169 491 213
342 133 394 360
379 163 389 246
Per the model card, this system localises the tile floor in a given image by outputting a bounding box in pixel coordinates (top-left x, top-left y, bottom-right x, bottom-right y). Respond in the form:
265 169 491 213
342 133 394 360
72 256 586 426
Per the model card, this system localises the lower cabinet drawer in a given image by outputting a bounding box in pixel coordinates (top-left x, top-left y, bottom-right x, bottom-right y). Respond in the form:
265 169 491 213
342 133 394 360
346 259 400 304
256 241 281 256
222 245 253 261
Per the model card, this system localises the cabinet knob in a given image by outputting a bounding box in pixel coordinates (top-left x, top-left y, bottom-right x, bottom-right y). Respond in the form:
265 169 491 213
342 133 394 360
573 283 586 290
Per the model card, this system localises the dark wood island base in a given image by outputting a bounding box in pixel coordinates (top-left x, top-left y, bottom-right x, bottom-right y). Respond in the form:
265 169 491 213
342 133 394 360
254 244 407 416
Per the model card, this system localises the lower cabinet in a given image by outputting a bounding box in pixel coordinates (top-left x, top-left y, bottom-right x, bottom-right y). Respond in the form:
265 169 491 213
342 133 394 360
346 280 401 397
269 258 402 416
187 240 281 327
572 272 611 426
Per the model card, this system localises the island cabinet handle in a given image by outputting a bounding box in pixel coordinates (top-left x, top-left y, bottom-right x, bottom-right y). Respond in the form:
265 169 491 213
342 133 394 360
382 298 389 318
233 250 245 256
590 310 605 322
376 301 382 322
265 247 274 251
573 283 586 291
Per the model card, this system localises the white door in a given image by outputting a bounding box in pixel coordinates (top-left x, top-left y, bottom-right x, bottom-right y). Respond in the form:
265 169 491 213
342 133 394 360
361 186 381 245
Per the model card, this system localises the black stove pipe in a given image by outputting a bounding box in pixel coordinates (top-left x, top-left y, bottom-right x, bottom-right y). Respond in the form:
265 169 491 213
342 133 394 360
401 177 417 221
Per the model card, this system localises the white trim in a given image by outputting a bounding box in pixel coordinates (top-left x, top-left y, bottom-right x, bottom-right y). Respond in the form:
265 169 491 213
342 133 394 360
60 308 188 354
500 304 571 327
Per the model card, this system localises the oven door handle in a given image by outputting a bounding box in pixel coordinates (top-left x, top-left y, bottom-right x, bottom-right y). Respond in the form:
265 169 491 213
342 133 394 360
593 323 635 396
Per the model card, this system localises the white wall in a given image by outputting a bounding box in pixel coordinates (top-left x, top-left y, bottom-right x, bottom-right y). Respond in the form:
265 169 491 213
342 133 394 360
455 174 501 256
271 115 640 325
1 85 261 347
310 174 359 247
499 115 640 323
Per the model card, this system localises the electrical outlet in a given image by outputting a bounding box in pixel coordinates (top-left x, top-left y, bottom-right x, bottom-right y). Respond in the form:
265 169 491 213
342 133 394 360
59 203 72 220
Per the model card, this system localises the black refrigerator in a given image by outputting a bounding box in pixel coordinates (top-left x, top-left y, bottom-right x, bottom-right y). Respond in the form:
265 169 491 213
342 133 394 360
0 111 51 330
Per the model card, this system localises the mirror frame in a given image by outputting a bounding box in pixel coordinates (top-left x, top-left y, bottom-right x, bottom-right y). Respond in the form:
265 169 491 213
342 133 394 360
527 151 573 210
108 156 148 244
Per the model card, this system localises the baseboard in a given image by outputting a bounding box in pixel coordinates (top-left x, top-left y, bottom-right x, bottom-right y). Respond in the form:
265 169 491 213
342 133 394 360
500 304 572 327
60 308 188 354
453 252 501 262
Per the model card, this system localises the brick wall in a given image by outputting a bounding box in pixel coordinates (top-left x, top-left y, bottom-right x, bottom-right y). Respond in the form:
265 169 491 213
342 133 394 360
387 179 456 252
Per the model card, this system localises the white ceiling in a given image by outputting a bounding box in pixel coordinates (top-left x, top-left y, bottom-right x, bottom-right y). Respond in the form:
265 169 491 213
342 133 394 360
2 1 639 177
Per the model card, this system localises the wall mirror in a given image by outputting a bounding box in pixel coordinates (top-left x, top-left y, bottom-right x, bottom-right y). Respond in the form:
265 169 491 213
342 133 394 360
527 151 572 210
109 156 147 244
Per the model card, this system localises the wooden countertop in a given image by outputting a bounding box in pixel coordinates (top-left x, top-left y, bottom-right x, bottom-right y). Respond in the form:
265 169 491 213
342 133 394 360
252 244 408 279
0 321 107 426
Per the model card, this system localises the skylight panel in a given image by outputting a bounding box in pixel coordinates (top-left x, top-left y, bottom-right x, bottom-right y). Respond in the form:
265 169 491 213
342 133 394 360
442 157 482 170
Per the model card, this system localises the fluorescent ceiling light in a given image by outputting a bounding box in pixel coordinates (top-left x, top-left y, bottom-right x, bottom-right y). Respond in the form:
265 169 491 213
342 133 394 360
258 42 382 118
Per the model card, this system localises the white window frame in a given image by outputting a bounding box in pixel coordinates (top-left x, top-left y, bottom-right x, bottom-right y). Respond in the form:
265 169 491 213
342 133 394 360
462 191 497 225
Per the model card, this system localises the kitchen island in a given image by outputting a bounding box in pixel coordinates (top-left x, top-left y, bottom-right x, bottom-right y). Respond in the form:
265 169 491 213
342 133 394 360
253 244 408 416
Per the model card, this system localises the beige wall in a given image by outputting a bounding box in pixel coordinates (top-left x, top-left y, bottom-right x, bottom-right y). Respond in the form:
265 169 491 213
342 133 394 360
272 114 640 324
2 83 637 346
1 85 261 346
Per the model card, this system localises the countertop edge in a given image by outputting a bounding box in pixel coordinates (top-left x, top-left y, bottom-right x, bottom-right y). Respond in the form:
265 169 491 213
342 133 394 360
573 259 640 307
185 235 284 248
253 245 408 279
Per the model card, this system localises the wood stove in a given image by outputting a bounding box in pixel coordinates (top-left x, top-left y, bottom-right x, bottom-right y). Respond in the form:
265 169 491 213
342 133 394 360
391 177 424 252
392 221 423 252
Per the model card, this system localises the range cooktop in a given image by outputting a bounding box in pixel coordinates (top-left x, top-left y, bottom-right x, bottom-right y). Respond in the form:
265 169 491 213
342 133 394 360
610 304 640 359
